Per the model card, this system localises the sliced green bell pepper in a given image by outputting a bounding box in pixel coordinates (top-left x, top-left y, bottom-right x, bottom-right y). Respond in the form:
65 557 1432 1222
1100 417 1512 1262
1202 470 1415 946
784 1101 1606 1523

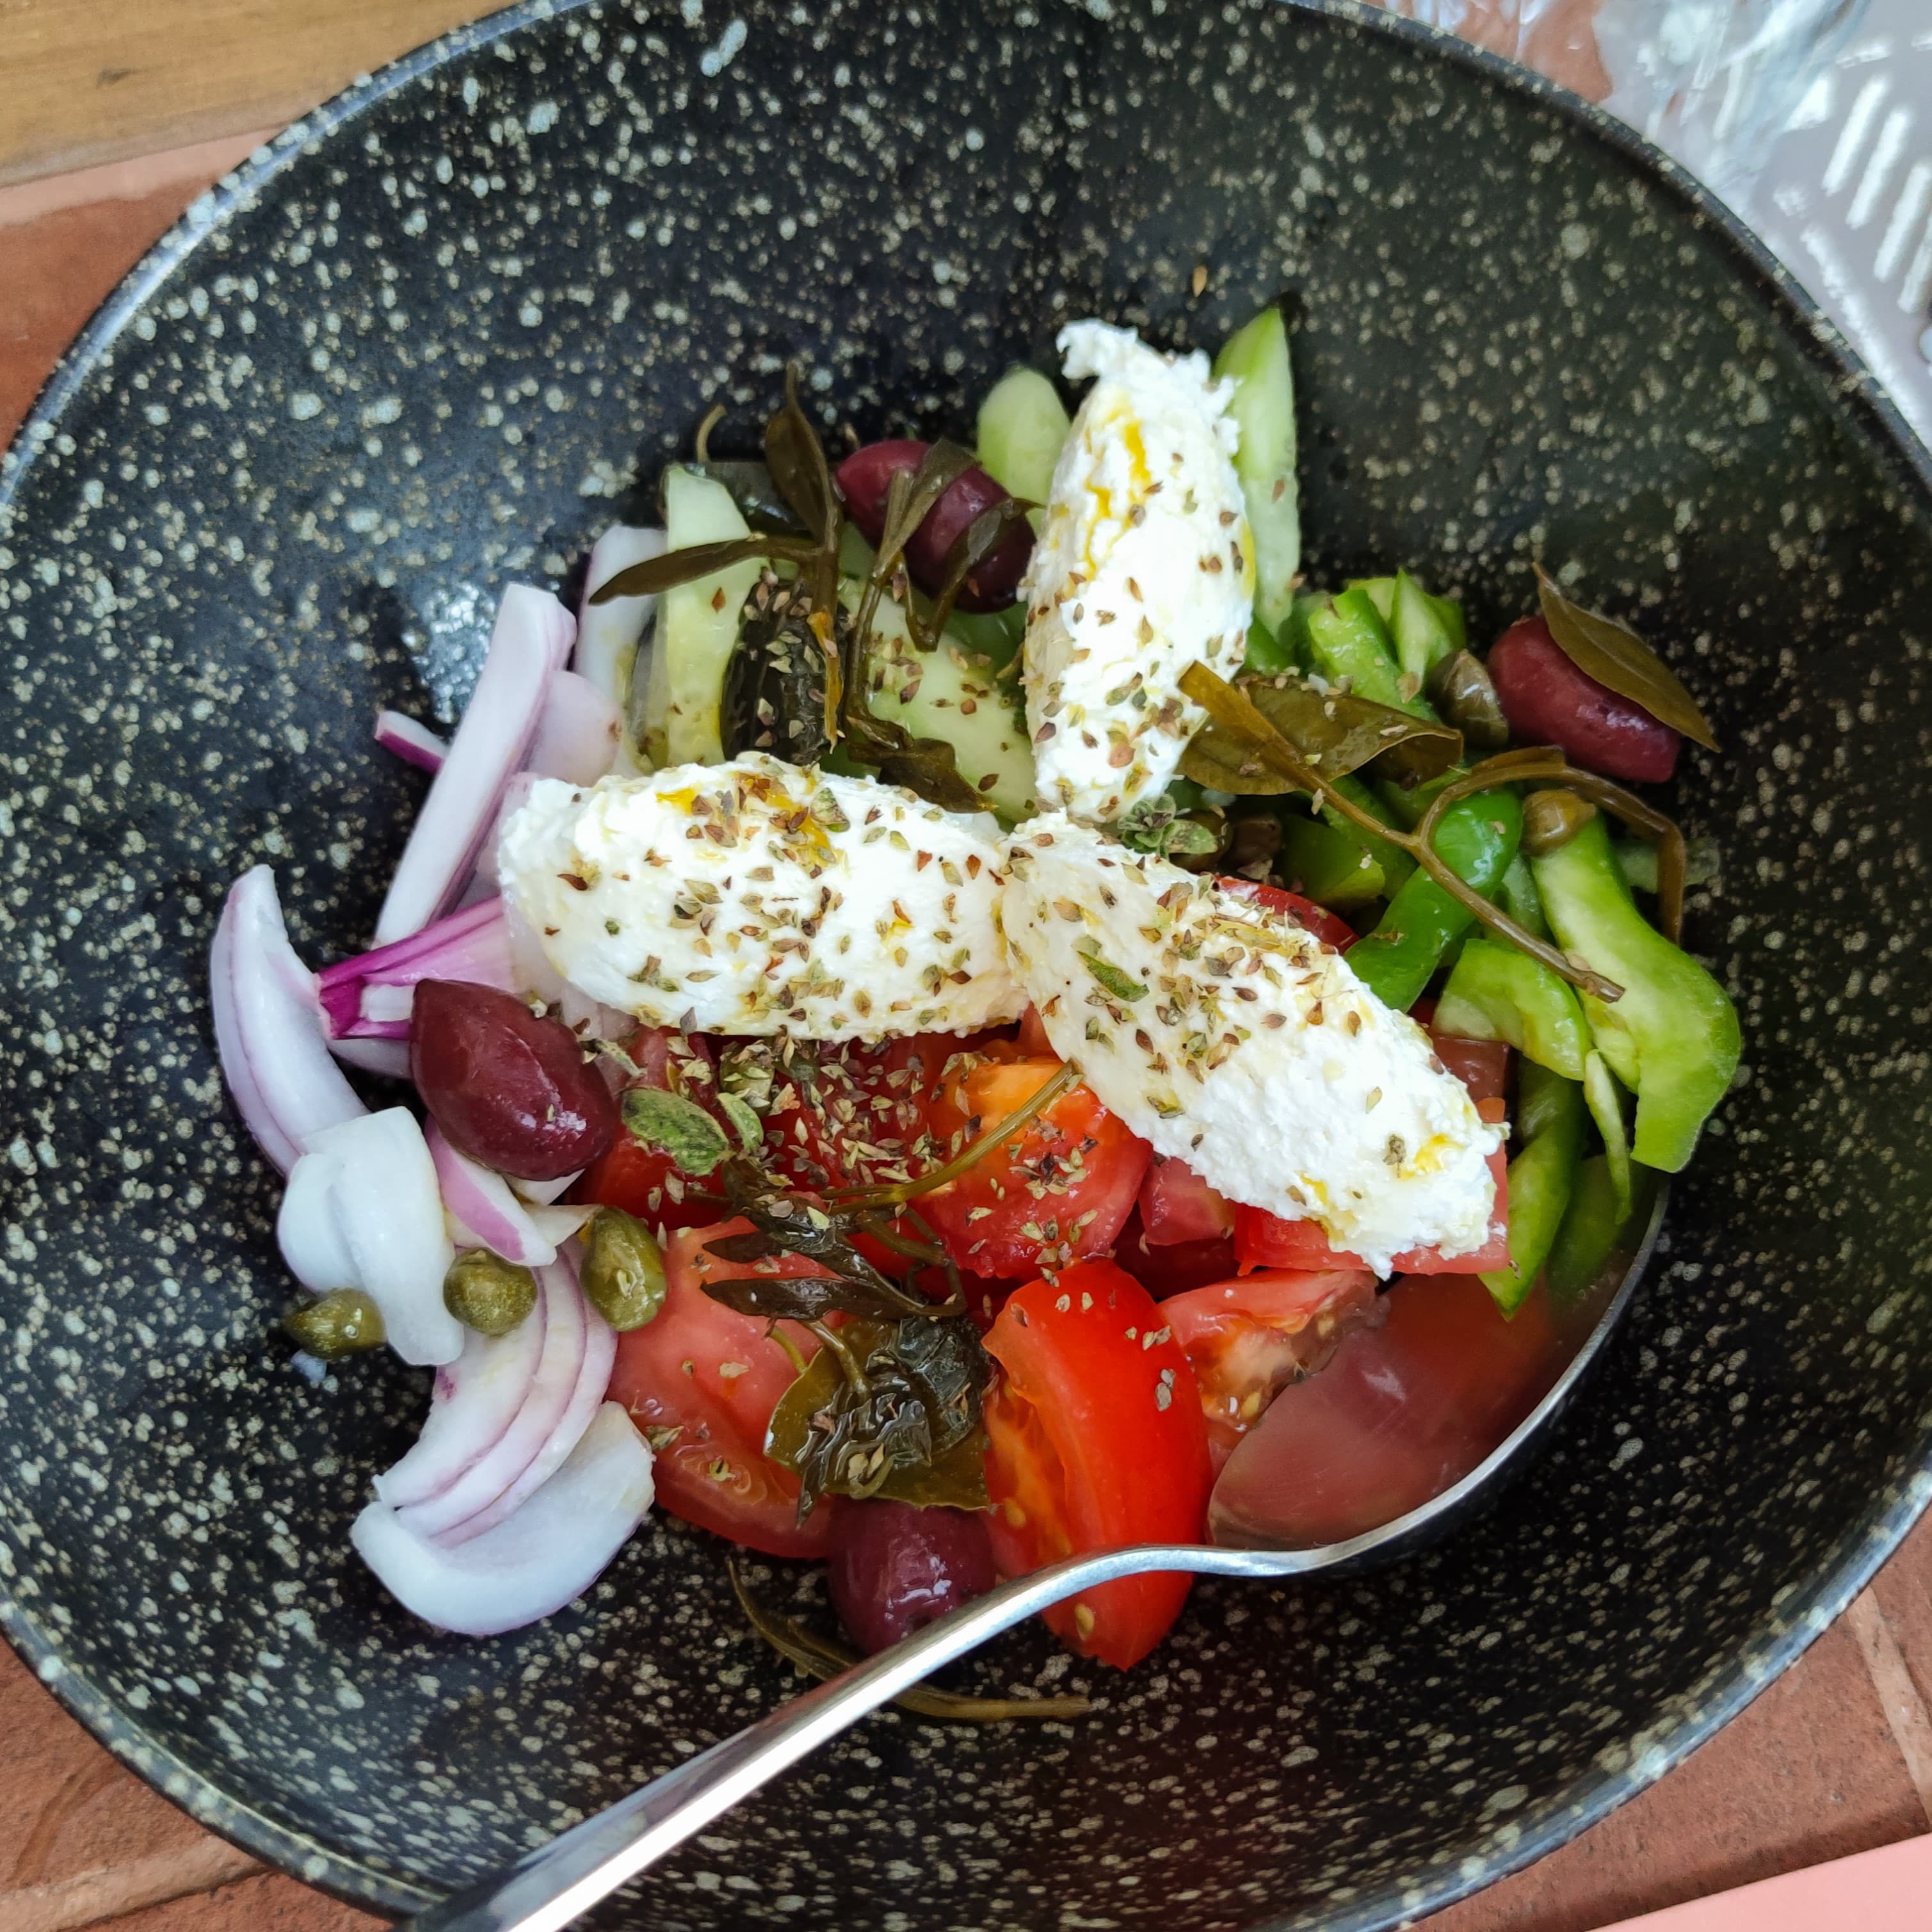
1305 588 1433 718
1391 568 1460 685
1496 850 1550 940
1213 306 1301 638
1481 1063 1585 1317
1346 575 1397 622
1278 811 1388 906
1581 1049 1633 1216
1531 816 1741 1173
1347 787 1523 1012
1435 938 1590 1081
1546 1156 1659 1304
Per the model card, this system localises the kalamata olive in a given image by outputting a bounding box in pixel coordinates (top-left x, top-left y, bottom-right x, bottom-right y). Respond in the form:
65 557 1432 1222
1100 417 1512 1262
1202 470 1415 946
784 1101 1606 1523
410 979 618 1180
1520 787 1599 858
828 1500 997 1654
579 1206 668 1331
443 1250 538 1335
833 439 1032 611
1487 617 1680 783
285 1288 385 1359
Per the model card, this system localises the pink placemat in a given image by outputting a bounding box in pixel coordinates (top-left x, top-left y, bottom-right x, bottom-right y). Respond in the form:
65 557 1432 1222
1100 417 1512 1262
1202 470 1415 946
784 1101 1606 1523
1594 1830 1932 1930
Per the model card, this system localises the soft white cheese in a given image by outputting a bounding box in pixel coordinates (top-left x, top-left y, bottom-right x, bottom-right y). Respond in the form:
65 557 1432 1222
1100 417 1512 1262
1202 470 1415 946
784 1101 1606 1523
1001 816 1501 1273
497 755 1024 1040
1021 320 1255 825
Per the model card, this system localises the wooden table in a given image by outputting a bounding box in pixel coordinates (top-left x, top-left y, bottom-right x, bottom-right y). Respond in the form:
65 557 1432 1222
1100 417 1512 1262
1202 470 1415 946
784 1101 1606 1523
2 5 1929 1928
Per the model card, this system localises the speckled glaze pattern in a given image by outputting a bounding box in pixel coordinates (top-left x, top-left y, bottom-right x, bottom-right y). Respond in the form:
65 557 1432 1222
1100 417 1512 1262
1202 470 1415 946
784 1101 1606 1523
3 2 1930 1928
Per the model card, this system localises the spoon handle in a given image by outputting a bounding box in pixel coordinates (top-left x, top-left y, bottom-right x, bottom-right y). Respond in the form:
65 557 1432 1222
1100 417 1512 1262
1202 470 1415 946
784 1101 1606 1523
407 1542 1323 1932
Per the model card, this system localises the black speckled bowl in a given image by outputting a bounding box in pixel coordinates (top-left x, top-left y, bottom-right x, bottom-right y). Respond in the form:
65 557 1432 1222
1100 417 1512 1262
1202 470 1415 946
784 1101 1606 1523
4 3 1931 1927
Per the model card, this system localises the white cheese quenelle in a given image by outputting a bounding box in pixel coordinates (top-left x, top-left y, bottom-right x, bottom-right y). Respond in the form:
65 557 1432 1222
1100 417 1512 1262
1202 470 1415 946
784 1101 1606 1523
497 755 1024 1040
1021 319 1255 825
1001 816 1501 1275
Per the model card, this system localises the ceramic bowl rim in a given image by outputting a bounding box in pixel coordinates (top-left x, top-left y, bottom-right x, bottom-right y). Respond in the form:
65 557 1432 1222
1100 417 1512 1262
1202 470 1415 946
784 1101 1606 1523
3 1 1929 1924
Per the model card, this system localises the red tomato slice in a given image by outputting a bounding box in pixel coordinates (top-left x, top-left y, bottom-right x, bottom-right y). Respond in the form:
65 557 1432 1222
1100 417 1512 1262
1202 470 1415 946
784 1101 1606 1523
1138 1154 1234 1246
1015 1006 1055 1057
1116 1210 1242 1300
1234 1097 1510 1277
1220 877 1358 953
1159 1269 1381 1470
1430 1034 1509 1103
574 1029 722 1235
981 1260 1213 1668
921 1055 1151 1280
606 1217 836 1559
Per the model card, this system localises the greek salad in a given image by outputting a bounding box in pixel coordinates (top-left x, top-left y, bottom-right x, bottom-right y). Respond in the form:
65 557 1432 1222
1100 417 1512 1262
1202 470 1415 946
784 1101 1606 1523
211 307 1738 1680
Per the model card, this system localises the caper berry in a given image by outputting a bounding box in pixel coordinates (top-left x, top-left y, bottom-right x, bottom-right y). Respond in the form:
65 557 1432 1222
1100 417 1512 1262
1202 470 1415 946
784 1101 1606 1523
1521 787 1600 858
580 1206 668 1332
285 1288 386 1360
443 1250 538 1336
1427 648 1510 751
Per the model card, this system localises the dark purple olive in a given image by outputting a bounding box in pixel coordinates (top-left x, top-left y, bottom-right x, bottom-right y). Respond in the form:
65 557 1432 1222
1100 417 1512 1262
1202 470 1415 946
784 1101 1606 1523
827 1501 997 1654
1488 616 1680 784
409 979 618 1180
833 439 1032 611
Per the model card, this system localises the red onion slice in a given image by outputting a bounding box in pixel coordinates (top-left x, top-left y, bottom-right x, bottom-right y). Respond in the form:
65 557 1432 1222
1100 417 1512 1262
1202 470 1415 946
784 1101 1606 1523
574 525 666 707
527 670 622 786
328 1036 413 1080
374 709 449 773
395 1257 585 1538
350 1402 654 1637
428 1119 561 1266
437 1289 615 1546
211 866 366 1173
317 897 515 1041
276 1107 462 1365
374 585 574 946
510 1169 582 1207
372 1301 548 1511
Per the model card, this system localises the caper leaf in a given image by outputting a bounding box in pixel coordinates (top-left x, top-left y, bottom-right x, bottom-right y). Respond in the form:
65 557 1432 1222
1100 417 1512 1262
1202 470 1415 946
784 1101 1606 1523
588 533 816 605
717 1091 765 1154
1180 671 1463 794
764 363 839 547
620 1087 730 1176
1535 567 1718 749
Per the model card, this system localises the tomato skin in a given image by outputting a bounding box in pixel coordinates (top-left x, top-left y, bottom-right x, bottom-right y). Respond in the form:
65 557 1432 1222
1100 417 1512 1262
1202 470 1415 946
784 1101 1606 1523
1138 1154 1234 1246
1159 1269 1381 1470
1220 877 1358 953
981 1260 1213 1668
606 1218 836 1559
1116 1209 1240 1300
922 1056 1151 1280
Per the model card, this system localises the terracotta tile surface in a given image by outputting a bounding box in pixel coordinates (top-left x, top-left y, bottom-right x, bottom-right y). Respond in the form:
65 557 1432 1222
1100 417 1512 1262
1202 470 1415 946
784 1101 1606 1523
0 142 1928 1932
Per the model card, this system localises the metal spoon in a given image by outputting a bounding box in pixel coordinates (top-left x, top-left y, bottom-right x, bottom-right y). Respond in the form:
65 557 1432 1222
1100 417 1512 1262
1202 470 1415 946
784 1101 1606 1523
408 1191 1664 1932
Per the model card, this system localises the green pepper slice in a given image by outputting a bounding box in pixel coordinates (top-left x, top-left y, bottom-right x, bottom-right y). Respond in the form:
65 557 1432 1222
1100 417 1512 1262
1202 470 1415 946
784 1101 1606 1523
1435 937 1590 1081
1390 568 1460 684
1305 588 1433 718
1546 1156 1659 1303
1278 812 1387 906
1531 815 1740 1172
1480 1063 1586 1317
1348 787 1523 1012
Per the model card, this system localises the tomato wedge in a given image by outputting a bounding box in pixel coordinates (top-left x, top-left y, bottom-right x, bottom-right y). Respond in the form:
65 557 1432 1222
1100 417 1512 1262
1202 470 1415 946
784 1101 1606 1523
606 1218 835 1559
921 1052 1151 1280
981 1260 1212 1668
1220 877 1358 953
1138 1154 1235 1246
1159 1269 1381 1469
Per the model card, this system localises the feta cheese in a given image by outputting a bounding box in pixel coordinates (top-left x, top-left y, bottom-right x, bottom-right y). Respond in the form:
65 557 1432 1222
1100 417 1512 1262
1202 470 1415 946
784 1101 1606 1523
497 755 1024 1040
1021 320 1254 825
1001 816 1501 1273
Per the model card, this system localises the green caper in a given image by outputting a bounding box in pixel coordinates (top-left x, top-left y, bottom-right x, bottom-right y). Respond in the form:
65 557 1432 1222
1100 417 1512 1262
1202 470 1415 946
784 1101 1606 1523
580 1206 668 1332
284 1289 386 1360
1427 648 1510 751
443 1250 538 1336
1521 787 1600 858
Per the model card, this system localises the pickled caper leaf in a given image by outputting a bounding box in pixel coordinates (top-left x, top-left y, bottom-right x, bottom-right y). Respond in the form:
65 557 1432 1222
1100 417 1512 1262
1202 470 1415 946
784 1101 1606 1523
620 1087 730 1176
763 1313 990 1518
1180 672 1462 795
586 533 815 605
1535 567 1718 750
764 364 839 547
728 1558 1090 1723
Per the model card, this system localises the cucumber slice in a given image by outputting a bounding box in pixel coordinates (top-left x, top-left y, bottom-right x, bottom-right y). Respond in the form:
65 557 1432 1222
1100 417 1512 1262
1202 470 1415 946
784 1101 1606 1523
1214 308 1301 636
976 367 1070 506
651 466 762 766
842 583 1036 823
